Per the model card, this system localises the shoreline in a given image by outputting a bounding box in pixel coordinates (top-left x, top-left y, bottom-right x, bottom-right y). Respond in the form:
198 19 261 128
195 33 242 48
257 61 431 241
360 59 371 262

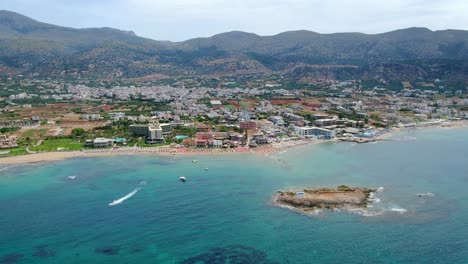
375 119 468 141
1 119 467 165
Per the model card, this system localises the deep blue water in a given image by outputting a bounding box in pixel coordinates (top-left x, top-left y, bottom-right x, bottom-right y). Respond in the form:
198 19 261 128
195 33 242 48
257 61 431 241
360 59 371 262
1 127 467 264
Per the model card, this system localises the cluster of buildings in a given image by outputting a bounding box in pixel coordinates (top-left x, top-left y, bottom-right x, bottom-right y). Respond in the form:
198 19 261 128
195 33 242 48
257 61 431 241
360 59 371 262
0 77 466 151
129 124 170 143
0 135 18 149
182 132 243 148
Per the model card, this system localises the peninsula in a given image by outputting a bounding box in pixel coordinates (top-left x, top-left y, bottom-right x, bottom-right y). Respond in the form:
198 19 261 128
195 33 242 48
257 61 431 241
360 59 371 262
274 186 376 213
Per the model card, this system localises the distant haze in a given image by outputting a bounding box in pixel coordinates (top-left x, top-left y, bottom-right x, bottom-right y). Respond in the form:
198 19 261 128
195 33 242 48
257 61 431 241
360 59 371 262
1 0 467 41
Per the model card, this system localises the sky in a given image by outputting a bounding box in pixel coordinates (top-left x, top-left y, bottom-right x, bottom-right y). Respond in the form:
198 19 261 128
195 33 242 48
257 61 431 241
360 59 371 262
1 0 467 41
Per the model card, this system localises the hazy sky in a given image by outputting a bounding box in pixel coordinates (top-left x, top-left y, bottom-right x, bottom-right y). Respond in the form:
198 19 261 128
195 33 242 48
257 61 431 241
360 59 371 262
2 0 467 41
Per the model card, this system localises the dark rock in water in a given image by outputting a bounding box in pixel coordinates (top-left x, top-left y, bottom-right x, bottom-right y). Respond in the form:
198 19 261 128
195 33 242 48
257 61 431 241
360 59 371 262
34 244 48 249
180 245 279 264
32 245 56 259
1 253 24 264
129 247 145 254
87 184 100 191
95 246 120 256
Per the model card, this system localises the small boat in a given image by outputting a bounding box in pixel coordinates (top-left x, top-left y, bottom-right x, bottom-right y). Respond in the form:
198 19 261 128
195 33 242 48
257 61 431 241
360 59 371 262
417 192 434 197
192 160 198 163
179 177 187 182
68 176 76 180
205 168 208 171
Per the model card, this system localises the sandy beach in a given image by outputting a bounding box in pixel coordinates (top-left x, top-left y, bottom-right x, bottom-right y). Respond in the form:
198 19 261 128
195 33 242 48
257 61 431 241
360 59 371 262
0 151 140 165
0 146 272 165
0 141 317 165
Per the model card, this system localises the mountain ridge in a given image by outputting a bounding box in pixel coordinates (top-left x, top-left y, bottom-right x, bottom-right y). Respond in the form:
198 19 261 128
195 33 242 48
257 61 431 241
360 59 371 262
0 10 467 88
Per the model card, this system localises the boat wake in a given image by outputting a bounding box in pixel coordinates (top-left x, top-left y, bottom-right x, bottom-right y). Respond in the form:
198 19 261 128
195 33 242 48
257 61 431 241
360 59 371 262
139 181 147 186
109 188 141 206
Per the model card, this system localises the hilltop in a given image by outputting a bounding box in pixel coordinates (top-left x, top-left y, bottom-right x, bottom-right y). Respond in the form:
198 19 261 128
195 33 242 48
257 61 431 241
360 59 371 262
0 10 467 86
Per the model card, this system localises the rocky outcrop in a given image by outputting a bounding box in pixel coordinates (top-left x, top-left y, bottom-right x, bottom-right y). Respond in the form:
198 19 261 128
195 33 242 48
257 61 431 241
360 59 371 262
274 186 376 212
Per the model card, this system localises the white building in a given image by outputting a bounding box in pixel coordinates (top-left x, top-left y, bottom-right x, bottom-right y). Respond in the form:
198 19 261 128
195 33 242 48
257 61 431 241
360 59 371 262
93 138 113 148
213 140 223 148
295 126 336 139
109 112 126 120
147 125 164 143
269 116 285 126
210 100 222 106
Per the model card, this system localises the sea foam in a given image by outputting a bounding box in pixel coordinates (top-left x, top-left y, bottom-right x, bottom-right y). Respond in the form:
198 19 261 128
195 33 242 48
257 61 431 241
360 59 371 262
390 207 407 213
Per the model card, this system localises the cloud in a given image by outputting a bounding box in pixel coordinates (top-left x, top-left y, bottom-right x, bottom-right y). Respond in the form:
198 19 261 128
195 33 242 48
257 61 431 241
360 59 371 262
1 0 467 41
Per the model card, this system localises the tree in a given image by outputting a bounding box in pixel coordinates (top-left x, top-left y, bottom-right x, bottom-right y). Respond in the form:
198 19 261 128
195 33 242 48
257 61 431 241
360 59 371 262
71 128 85 138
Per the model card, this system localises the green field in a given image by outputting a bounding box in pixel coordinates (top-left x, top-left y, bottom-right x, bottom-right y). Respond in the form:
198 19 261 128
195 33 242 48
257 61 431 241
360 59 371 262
30 139 83 152
22 129 48 138
0 147 28 157
224 105 237 111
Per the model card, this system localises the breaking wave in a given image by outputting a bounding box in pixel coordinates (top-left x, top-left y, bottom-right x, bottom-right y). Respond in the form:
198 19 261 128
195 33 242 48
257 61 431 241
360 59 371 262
0 166 11 172
368 192 381 204
349 206 408 217
390 207 407 213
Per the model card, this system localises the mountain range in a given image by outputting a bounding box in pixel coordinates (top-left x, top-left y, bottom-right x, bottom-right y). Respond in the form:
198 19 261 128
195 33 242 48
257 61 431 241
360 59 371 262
1 10 467 87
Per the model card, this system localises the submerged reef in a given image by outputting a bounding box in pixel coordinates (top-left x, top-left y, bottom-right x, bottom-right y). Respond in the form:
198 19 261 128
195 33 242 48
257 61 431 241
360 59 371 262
95 246 120 256
181 245 279 264
32 245 56 259
1 253 24 264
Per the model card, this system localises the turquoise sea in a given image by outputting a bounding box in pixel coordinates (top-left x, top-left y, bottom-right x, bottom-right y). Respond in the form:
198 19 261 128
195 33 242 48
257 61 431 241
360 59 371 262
1 127 468 264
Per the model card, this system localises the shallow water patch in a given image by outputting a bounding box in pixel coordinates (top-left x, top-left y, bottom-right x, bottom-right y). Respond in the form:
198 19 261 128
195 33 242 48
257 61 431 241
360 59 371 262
0 253 24 264
32 245 56 259
95 246 120 256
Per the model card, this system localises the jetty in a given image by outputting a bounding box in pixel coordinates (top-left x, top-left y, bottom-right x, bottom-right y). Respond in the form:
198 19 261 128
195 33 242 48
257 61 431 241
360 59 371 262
339 137 380 144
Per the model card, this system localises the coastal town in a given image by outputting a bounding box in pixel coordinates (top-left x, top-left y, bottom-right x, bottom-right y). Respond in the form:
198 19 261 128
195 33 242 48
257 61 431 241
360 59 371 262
0 76 467 162
2 4 468 264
